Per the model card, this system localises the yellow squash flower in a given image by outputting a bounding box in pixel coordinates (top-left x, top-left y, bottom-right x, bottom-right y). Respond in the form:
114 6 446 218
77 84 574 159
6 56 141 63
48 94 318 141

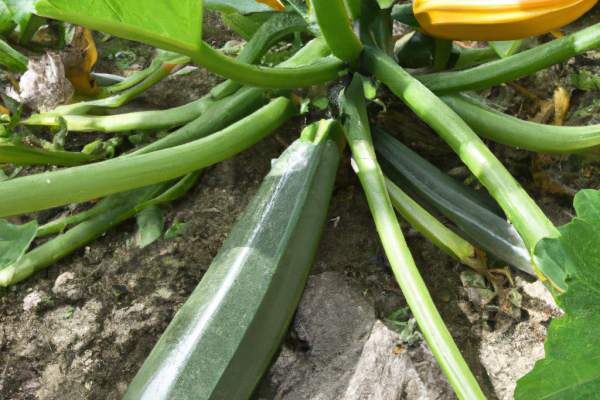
414 0 598 41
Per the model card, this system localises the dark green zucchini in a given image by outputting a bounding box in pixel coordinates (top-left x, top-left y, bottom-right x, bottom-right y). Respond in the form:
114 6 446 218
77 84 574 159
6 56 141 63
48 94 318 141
123 121 343 400
372 126 535 276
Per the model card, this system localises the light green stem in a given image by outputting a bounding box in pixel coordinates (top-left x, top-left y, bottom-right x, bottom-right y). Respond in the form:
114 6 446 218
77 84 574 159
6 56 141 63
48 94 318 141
442 93 600 154
26 95 215 133
341 74 485 400
0 97 297 217
51 57 188 116
189 41 345 89
311 0 363 67
364 45 559 255
418 22 600 93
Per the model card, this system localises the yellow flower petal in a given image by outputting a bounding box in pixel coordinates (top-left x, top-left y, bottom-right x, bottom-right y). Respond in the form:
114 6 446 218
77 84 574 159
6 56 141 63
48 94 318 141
414 0 598 41
256 0 285 12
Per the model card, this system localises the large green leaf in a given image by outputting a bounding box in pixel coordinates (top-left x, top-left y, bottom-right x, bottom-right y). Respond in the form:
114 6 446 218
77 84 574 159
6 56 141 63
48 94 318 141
34 0 203 54
0 218 37 270
515 189 600 399
204 0 273 14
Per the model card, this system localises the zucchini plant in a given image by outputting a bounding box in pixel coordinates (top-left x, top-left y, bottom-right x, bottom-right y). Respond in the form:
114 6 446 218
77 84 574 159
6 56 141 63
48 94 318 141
2 0 600 398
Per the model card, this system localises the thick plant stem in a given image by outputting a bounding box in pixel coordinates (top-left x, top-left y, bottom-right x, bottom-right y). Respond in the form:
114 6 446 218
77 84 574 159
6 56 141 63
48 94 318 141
0 179 195 286
36 171 201 237
311 0 364 67
363 45 559 257
341 74 485 400
190 42 344 89
128 86 267 156
418 22 600 93
442 93 600 154
385 178 500 293
0 97 297 218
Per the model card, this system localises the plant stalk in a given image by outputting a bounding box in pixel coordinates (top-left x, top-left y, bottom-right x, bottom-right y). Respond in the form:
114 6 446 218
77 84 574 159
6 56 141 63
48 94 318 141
341 73 485 400
364 45 559 255
442 93 600 154
418 22 600 93
0 97 297 217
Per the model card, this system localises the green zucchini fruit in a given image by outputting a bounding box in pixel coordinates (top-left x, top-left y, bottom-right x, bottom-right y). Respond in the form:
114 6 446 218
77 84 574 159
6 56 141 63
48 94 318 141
124 120 343 400
372 126 536 276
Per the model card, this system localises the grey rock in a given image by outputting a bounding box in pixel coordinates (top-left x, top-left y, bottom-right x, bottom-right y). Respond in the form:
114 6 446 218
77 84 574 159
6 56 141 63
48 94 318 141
343 320 456 400
255 272 376 400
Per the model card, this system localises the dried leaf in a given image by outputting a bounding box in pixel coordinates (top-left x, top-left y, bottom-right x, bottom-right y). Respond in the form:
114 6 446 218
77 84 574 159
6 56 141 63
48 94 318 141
552 87 570 126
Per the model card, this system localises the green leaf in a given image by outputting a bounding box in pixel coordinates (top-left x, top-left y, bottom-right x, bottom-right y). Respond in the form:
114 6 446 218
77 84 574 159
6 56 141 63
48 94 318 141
204 0 273 14
0 1 16 36
34 0 203 54
488 40 522 59
134 205 164 249
570 71 600 91
376 0 395 9
220 12 272 40
515 189 600 399
0 38 27 72
164 221 186 239
391 3 420 29
312 97 328 110
3 0 35 30
0 218 37 270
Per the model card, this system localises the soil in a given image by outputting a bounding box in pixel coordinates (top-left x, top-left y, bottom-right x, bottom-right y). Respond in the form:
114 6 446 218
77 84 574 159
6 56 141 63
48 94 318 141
2 7 600 400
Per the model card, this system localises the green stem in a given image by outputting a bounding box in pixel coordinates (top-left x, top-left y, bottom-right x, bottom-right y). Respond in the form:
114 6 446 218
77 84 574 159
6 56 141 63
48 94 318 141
385 177 496 286
105 53 186 92
307 0 364 68
0 180 186 286
450 45 500 70
418 22 600 93
0 97 297 218
26 95 215 132
385 177 473 263
210 12 310 99
0 201 133 286
113 170 202 224
190 41 344 89
364 45 559 256
36 171 200 237
341 74 485 400
442 93 600 154
51 57 189 116
128 86 267 156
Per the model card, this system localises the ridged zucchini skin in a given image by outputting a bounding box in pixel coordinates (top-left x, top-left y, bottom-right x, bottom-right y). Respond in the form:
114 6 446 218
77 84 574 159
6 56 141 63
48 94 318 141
123 134 341 400
372 127 535 276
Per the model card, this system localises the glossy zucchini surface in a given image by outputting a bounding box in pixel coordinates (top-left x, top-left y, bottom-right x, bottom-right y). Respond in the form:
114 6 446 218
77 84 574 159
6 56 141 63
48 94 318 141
124 129 341 400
